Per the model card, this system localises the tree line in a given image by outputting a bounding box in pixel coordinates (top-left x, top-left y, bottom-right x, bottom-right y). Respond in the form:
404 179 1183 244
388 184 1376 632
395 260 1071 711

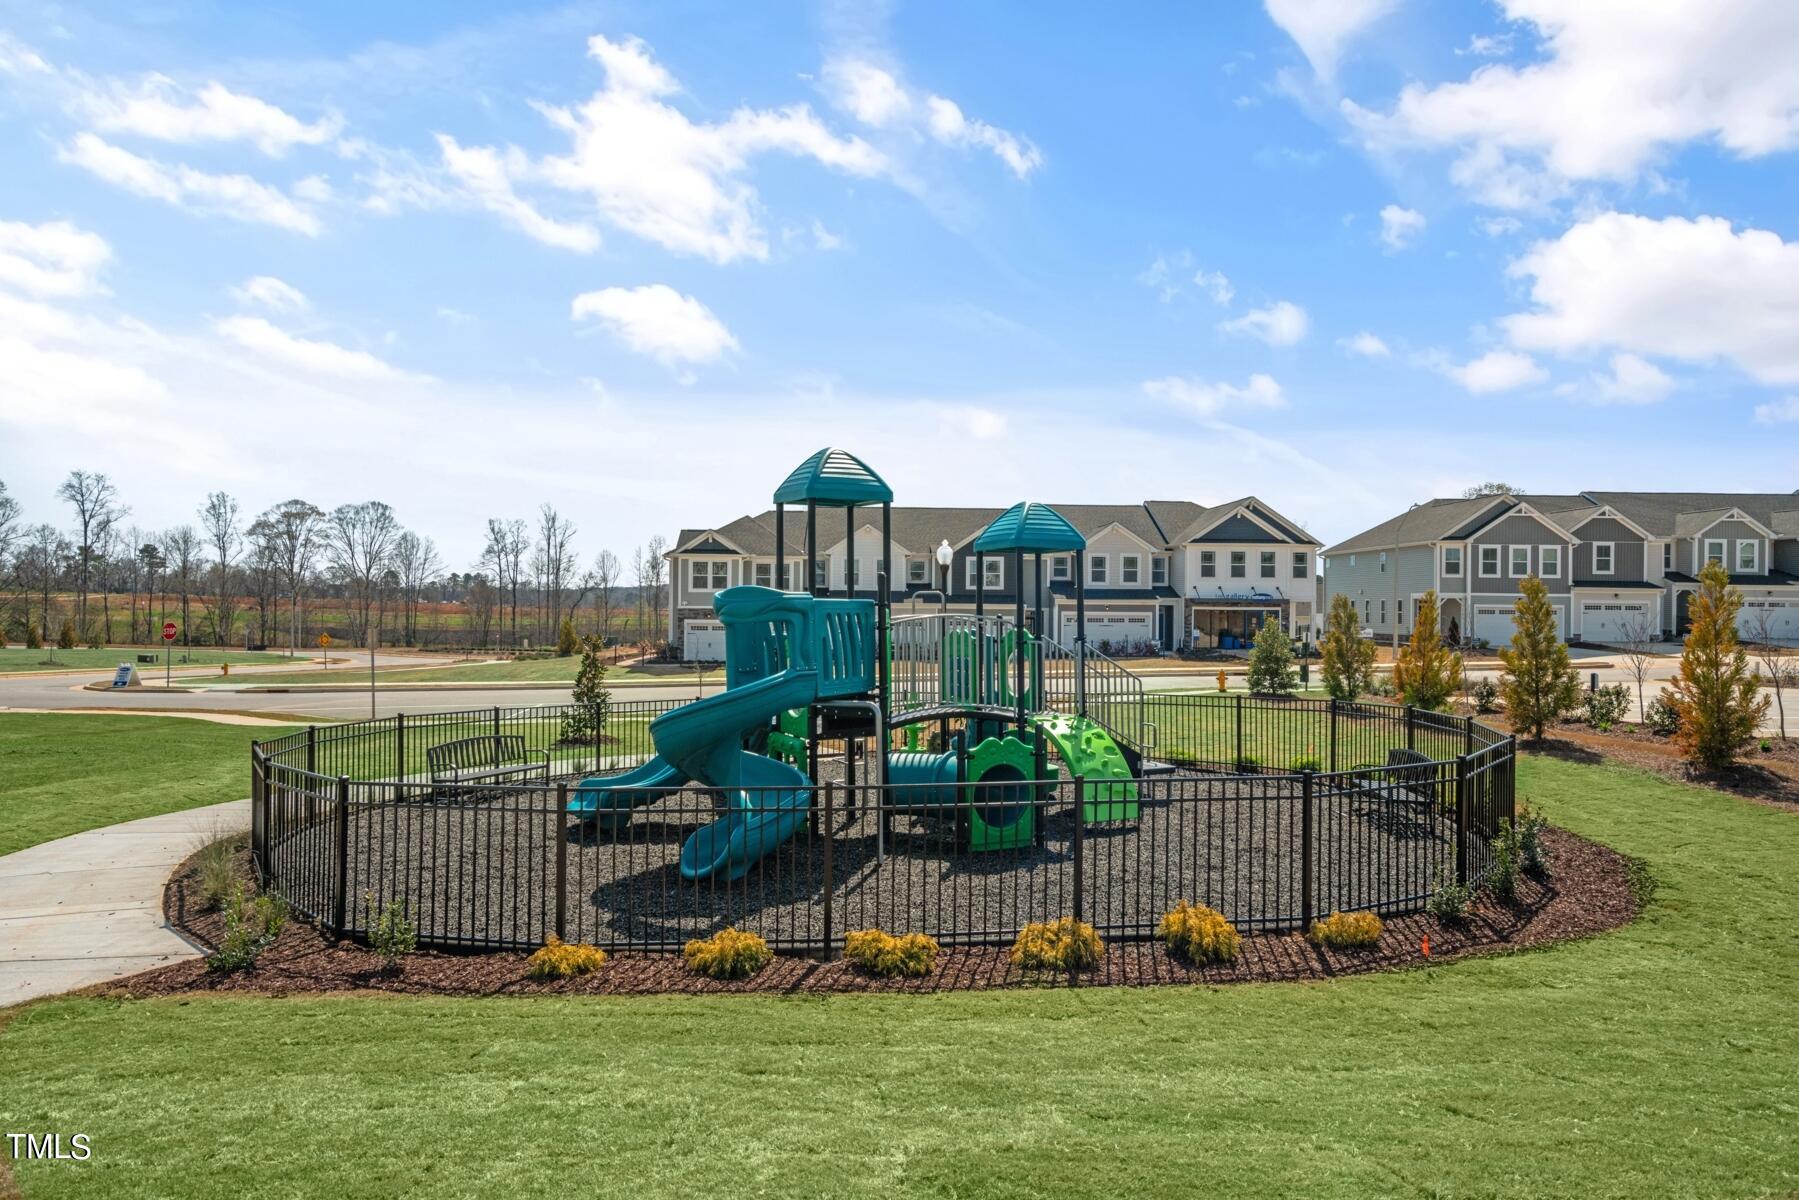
0 473 671 652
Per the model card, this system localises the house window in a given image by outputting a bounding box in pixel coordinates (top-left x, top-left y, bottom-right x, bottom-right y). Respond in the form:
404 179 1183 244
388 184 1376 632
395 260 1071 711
1151 556 1167 586
1199 551 1216 578
1442 546 1462 577
1539 546 1561 578
1260 551 1276 578
782 563 797 590
1509 546 1530 577
1703 539 1725 568
1662 543 1672 572
690 560 728 591
754 562 772 587
1593 543 1614 575
814 559 829 589
1230 551 1246 578
1379 598 1387 626
1396 599 1405 627
1379 551 1388 572
965 558 1004 589
1090 555 1108 585
1362 599 1370 624
1348 554 1356 567
907 559 927 585
1479 546 1501 577
1051 556 1070 581
1737 540 1759 573
1121 554 1141 584
1292 551 1308 580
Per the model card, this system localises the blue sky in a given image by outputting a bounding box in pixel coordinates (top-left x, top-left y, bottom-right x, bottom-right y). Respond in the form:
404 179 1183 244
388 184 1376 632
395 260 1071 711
2 0 1796 565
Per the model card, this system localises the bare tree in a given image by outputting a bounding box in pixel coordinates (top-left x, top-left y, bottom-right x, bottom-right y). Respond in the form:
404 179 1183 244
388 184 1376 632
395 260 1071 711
0 478 20 571
324 502 400 647
137 540 167 643
243 519 284 645
1616 613 1660 728
533 504 579 640
198 492 242 646
466 573 497 648
1745 606 1796 740
640 535 669 650
254 500 324 655
591 548 620 645
392 530 444 647
482 518 528 647
56 470 125 638
1460 482 1517 499
162 526 205 647
20 524 70 643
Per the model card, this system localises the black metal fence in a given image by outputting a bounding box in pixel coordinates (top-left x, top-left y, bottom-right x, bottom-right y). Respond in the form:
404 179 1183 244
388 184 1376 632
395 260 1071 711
251 697 1514 955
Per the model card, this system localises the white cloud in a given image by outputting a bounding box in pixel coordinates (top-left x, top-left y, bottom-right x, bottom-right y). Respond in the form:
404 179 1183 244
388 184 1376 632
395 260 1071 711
1143 373 1287 416
1460 33 1514 58
434 134 600 253
1194 268 1234 305
1502 212 1799 385
1379 204 1426 250
1339 331 1390 357
1137 252 1232 305
1344 0 1799 207
0 218 110 297
215 315 423 382
1752 396 1799 424
1220 300 1309 346
570 284 737 369
77 76 341 156
59 133 322 235
1263 0 1399 82
822 56 1043 179
1452 349 1547 393
1477 215 1522 237
809 219 844 252
230 275 308 313
1590 352 1675 405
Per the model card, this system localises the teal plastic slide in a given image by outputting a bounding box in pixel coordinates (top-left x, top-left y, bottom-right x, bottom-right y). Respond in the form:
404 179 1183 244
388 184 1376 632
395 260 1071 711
572 585 877 882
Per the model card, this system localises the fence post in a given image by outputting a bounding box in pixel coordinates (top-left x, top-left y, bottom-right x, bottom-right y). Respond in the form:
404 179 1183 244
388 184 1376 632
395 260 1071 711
593 703 604 774
1405 704 1416 751
1234 695 1244 767
332 774 351 938
492 706 502 740
306 724 317 775
1454 754 1470 886
555 782 568 942
1300 769 1315 931
1072 775 1086 923
1328 698 1339 773
1504 736 1517 828
395 711 406 781
821 781 835 960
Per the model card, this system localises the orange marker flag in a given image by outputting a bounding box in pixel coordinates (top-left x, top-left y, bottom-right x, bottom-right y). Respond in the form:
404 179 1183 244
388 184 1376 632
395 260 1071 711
1421 935 1431 958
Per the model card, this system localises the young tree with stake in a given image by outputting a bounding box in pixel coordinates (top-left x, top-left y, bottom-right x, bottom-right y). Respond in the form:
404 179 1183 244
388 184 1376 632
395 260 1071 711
1666 563 1770 769
1499 576 1579 741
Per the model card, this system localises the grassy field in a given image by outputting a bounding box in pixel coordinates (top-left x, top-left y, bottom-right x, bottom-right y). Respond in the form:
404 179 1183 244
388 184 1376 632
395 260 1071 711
4 753 1798 1197
179 657 714 686
0 647 296 675
0 714 302 856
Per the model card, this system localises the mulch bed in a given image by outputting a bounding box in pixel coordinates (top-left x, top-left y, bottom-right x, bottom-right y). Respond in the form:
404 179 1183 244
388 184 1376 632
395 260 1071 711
114 826 1637 999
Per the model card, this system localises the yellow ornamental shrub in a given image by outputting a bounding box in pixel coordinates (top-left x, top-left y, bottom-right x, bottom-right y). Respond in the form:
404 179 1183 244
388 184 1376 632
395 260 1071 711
525 935 608 980
1308 910 1384 949
1009 918 1104 971
683 927 773 980
842 929 940 978
1157 901 1241 964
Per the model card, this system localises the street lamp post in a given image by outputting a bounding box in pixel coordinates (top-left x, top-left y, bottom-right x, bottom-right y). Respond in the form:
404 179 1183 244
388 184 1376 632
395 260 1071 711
935 539 953 603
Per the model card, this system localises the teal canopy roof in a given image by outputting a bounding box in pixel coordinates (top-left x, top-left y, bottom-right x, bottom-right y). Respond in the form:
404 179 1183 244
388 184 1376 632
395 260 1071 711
772 448 893 507
973 502 1087 554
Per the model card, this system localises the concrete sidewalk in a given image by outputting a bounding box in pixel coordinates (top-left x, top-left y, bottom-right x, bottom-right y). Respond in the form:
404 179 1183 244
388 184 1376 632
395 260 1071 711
0 799 246 1008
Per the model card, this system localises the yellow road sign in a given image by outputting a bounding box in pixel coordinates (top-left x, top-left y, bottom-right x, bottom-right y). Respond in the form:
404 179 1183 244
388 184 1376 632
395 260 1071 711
318 634 331 648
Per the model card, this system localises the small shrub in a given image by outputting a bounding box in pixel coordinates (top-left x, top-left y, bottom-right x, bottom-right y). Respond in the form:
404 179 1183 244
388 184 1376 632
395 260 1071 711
1760 738 1773 753
1470 677 1500 714
1366 673 1396 698
1486 822 1522 902
683 927 773 979
1644 694 1681 737
366 893 417 971
842 929 940 977
192 838 238 912
526 935 608 980
1289 754 1323 772
1426 882 1473 924
1518 804 1551 878
1308 910 1383 949
24 624 42 650
1156 901 1241 964
1583 684 1631 731
1010 918 1104 972
207 883 287 972
1233 755 1262 774
56 619 76 650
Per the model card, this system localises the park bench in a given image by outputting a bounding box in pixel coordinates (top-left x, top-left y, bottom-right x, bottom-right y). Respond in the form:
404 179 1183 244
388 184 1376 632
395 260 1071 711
426 735 550 798
1348 747 1443 811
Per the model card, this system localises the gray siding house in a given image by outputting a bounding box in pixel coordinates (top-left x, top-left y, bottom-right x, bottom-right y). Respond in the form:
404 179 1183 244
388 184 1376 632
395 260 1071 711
667 498 1322 660
1324 491 1799 646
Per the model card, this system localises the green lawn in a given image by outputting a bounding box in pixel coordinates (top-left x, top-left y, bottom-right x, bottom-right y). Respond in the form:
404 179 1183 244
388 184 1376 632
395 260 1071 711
0 715 301 856
0 647 295 675
4 753 1798 1197
179 657 706 686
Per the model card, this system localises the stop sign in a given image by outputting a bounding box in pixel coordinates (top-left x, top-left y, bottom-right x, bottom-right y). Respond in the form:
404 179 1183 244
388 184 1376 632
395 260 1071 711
161 621 177 642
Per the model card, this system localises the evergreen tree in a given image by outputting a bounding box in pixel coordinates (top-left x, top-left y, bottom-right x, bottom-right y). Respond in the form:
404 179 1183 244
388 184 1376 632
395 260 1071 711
556 615 578 657
25 622 42 650
559 635 613 744
1246 614 1298 696
56 619 77 650
1320 593 1376 700
1666 562 1769 770
1499 576 1579 740
1392 590 1461 710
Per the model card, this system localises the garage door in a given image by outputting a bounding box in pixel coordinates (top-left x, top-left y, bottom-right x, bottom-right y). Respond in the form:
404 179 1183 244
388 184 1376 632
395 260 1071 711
1581 601 1652 644
683 619 725 662
1739 599 1799 641
1473 603 1566 646
1060 612 1153 652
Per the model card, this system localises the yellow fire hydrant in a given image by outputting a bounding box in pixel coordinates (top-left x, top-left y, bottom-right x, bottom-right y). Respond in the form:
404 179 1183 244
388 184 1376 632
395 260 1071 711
222 662 230 678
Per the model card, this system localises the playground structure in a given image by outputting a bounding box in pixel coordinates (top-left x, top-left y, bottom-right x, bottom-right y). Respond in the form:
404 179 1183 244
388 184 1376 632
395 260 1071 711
569 449 1151 881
